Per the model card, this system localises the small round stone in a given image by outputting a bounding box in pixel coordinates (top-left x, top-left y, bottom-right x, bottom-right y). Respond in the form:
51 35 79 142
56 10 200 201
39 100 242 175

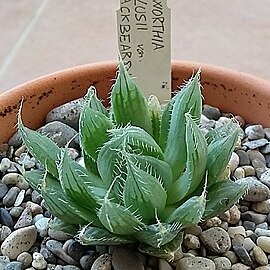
229 205 241 224
232 245 253 266
2 173 29 189
17 252 32 268
3 186 20 207
255 228 270 237
79 254 95 270
236 150 250 166
213 257 231 270
0 183 8 199
176 257 215 270
245 125 265 140
202 217 222 230
48 229 70 241
257 236 270 253
241 211 267 225
183 234 200 250
34 217 50 237
223 250 238 264
0 255 10 269
0 226 12 242
14 189 25 207
242 165 256 176
260 169 270 188
0 158 11 172
4 261 23 270
202 105 221 120
14 207 33 229
234 167 245 179
243 221 256 231
0 208 14 228
243 237 256 251
229 152 240 172
32 252 47 269
252 200 270 214
243 139 268 149
200 227 231 254
92 253 112 270
228 226 246 238
25 201 43 216
256 222 268 230
253 245 268 265
231 263 252 270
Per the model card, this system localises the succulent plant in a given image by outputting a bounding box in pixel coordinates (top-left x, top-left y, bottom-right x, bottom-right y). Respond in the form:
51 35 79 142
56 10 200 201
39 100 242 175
19 61 247 260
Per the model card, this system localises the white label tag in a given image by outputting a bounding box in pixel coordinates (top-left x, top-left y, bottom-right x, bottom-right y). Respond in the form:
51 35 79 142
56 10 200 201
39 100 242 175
117 0 171 103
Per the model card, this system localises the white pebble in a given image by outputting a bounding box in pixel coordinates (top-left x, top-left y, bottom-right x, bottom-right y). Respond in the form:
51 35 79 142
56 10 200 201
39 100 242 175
32 252 47 269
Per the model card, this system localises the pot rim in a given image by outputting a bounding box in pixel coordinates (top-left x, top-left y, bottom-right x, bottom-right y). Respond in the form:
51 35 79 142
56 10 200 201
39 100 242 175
1 60 270 99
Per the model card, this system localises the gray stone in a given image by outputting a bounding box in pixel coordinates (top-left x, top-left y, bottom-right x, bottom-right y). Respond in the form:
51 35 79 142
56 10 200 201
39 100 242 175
241 211 267 224
243 237 256 251
244 139 269 149
255 228 270 237
264 128 270 140
242 177 270 202
0 158 11 172
0 183 8 199
0 256 10 269
260 170 270 188
4 261 23 270
48 228 70 241
111 247 143 270
40 247 57 264
245 125 265 140
17 252 32 268
92 253 112 270
248 150 266 165
0 208 14 228
2 173 29 190
66 240 85 261
14 207 32 229
46 240 78 265
252 200 270 214
228 226 246 238
261 144 270 154
223 250 238 264
38 121 79 148
213 257 231 270
183 234 200 250
256 222 269 230
200 227 231 254
176 257 215 270
242 165 256 176
79 254 95 270
0 226 12 242
243 221 256 231
202 105 221 120
158 259 173 270
9 206 24 218
231 263 252 270
34 217 50 237
253 245 268 266
257 236 270 253
0 225 37 260
18 153 36 169
46 98 84 130
233 245 253 266
3 186 20 207
8 132 22 148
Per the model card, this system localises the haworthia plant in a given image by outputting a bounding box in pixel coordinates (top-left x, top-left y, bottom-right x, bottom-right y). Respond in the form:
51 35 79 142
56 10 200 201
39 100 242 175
19 62 248 261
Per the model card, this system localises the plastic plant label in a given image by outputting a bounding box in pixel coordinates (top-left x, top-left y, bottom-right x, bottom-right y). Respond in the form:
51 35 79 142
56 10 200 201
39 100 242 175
117 0 171 103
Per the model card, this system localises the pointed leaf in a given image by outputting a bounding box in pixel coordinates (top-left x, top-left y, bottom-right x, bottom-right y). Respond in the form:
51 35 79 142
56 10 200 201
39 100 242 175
84 86 108 116
79 105 112 160
166 194 206 228
207 128 239 185
24 169 44 191
82 151 99 175
49 218 79 236
203 179 248 220
167 114 207 203
123 157 167 220
139 232 183 261
111 61 152 134
98 200 144 235
148 95 162 143
18 116 60 178
77 225 136 245
163 71 202 179
135 223 181 248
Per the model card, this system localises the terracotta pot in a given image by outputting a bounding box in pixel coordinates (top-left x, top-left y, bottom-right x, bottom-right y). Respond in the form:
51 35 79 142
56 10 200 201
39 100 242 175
0 61 270 144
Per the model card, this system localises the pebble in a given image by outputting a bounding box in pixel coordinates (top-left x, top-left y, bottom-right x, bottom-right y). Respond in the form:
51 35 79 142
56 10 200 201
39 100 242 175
17 252 32 268
17 153 35 169
243 139 269 149
234 167 246 179
0 208 14 228
242 177 270 202
256 222 268 230
243 221 256 231
202 105 221 120
2 173 29 190
111 247 144 270
40 247 57 264
34 217 50 237
257 236 270 253
223 250 239 264
0 226 12 242
242 165 256 176
0 183 8 199
245 125 265 140
32 252 47 269
14 207 32 229
48 228 70 241
243 237 256 251
14 145 27 157
183 234 200 250
25 201 43 216
0 225 37 259
229 205 241 224
91 253 112 270
3 186 20 207
213 257 231 270
0 158 11 172
79 254 95 269
14 190 25 207
184 225 202 236
236 150 250 166
4 261 23 270
46 98 84 130
176 257 215 270
231 263 252 270
253 246 268 265
200 227 231 254
255 228 270 237
233 245 253 266
261 144 270 154
228 226 246 238
31 191 43 205
9 207 24 219
65 240 85 261
260 170 270 188
241 211 267 224
229 152 240 172
202 217 222 230
46 240 78 265
38 121 79 148
0 256 10 269
252 200 270 214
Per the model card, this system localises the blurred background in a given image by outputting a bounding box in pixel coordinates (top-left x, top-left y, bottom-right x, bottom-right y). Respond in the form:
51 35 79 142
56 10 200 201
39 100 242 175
0 0 269 93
